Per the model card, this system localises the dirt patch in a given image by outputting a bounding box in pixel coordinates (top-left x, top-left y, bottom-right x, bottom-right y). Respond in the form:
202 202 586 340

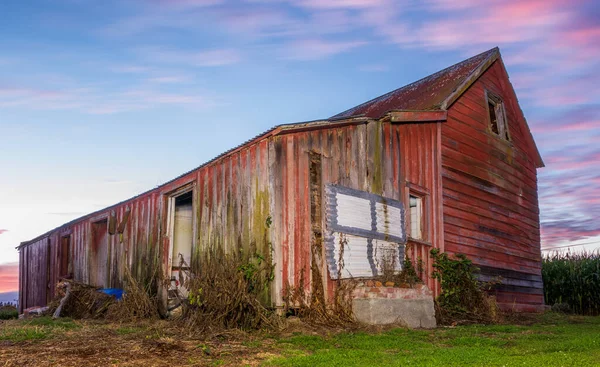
0 320 283 367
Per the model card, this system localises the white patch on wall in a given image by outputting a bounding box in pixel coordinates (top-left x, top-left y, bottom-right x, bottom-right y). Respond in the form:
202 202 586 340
328 233 404 279
325 185 406 279
336 194 373 231
375 202 403 239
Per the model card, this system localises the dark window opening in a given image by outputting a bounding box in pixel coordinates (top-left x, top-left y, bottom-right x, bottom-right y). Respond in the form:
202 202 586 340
488 102 499 135
175 191 193 206
60 235 71 277
487 92 509 141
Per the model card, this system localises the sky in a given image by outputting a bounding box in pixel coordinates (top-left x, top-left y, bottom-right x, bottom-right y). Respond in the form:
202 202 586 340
0 0 599 293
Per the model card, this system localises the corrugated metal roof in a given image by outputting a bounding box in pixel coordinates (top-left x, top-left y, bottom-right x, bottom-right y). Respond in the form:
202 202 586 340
331 47 499 119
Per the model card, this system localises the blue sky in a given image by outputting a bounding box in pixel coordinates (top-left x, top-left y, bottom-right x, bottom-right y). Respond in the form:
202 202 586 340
1 0 599 292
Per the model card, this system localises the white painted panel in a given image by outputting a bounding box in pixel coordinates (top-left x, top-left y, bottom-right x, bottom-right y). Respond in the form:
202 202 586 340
331 232 373 278
172 203 193 268
372 239 403 274
330 233 403 279
325 185 406 279
336 193 372 231
375 202 403 239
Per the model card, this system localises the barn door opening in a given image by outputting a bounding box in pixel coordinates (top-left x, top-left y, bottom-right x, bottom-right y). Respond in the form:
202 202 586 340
167 189 194 309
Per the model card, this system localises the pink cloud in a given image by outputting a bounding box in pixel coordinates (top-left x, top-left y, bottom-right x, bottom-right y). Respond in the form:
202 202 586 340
541 225 600 246
544 151 600 171
296 0 388 9
150 0 223 8
557 120 600 132
0 262 18 293
0 229 7 235
559 24 600 48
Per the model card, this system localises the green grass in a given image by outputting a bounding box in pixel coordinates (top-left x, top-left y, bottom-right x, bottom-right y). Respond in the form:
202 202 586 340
265 315 600 366
1 313 599 366
0 327 51 342
0 317 80 342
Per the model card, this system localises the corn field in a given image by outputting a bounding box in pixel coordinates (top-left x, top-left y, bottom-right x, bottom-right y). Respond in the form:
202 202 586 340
542 251 600 315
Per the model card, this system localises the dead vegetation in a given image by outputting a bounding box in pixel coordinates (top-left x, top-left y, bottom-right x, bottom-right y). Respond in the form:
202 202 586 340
282 233 357 328
47 281 115 319
47 266 160 322
176 246 280 333
282 271 357 328
105 267 160 321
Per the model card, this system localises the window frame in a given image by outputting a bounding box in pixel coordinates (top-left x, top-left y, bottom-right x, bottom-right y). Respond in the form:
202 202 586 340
485 90 510 141
405 183 430 244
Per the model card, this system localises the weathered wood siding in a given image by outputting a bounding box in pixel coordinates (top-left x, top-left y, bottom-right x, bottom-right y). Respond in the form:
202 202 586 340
18 237 50 311
19 119 443 311
19 135 273 311
441 60 543 311
398 122 444 295
270 120 443 305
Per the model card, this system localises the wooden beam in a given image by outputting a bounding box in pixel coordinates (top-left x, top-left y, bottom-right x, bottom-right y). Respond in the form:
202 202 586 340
388 110 447 123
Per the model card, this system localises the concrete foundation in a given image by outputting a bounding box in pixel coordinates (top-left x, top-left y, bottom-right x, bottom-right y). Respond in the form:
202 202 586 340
352 284 436 328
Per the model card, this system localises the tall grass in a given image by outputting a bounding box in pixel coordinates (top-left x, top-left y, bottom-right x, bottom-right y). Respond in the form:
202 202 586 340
542 251 600 315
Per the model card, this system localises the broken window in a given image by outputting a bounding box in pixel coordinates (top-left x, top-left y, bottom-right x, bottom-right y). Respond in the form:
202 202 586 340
409 194 424 240
487 92 509 141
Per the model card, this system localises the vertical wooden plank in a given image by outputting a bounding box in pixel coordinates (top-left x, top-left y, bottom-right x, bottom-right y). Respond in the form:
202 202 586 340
268 137 282 306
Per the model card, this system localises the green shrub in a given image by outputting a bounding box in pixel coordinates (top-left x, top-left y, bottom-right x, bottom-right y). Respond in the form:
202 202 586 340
542 251 600 315
430 249 497 324
0 305 18 320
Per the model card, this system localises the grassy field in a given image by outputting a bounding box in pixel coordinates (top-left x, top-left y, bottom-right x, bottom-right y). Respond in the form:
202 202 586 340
0 313 599 366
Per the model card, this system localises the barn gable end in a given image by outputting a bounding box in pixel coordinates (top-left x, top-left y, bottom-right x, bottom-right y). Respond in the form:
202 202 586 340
441 59 544 311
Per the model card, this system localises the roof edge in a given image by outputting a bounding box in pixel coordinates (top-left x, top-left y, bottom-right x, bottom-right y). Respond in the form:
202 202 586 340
440 47 500 110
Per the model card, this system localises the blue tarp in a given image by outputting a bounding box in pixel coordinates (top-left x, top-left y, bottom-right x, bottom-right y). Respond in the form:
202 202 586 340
99 288 124 300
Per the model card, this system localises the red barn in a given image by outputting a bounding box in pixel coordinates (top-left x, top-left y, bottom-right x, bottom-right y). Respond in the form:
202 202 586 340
18 47 544 314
